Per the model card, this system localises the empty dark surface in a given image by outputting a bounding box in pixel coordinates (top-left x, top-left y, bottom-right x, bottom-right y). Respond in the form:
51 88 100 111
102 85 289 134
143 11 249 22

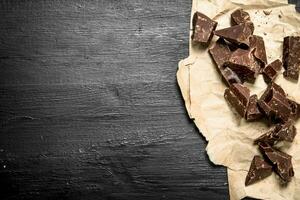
2 0 296 200
0 1 229 199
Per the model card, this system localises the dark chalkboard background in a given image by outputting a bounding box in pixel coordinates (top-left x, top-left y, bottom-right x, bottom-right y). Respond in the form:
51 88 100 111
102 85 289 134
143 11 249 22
0 0 297 199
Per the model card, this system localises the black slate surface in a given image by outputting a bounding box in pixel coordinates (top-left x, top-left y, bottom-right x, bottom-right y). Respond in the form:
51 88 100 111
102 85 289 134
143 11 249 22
0 0 296 200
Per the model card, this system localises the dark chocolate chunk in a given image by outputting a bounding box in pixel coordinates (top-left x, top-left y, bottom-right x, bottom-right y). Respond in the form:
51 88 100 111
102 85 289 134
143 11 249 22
231 9 254 34
255 119 296 145
276 120 297 142
246 95 263 121
225 48 260 82
255 126 281 145
209 38 232 68
231 9 251 25
283 36 300 80
258 83 291 122
224 83 250 117
265 82 286 96
262 59 282 83
192 12 218 45
249 35 268 67
288 98 300 120
245 155 273 186
257 100 273 118
214 22 253 47
258 142 294 183
209 38 242 86
221 67 242 86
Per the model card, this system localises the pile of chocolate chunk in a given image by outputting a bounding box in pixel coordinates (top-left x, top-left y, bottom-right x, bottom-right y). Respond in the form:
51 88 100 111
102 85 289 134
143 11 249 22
192 9 300 186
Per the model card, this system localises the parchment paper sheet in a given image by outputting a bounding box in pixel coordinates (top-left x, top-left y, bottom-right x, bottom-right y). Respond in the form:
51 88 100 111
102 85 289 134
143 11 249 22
177 0 300 199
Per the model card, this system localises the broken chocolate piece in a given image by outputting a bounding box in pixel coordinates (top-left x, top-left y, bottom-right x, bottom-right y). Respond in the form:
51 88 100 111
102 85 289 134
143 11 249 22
249 35 268 67
288 98 300 120
225 48 260 82
245 155 272 186
275 119 297 142
209 38 242 86
231 9 254 34
258 82 291 122
283 36 300 80
258 142 294 183
231 9 251 25
224 83 250 117
262 82 286 97
209 38 232 68
262 59 282 83
255 126 281 145
246 95 263 121
214 22 253 47
192 12 218 45
221 67 242 86
255 119 296 145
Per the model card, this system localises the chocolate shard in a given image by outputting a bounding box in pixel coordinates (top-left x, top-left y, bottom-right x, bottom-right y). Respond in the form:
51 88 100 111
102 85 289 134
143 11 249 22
246 95 263 121
258 142 294 183
275 119 297 142
209 38 242 86
287 98 300 120
283 36 300 80
192 12 218 45
209 38 232 68
221 68 242 86
214 22 253 47
225 48 260 82
262 59 282 83
265 82 285 96
254 119 296 145
224 83 250 117
231 9 254 34
231 9 251 25
255 126 281 145
245 155 273 186
249 35 268 67
258 82 291 122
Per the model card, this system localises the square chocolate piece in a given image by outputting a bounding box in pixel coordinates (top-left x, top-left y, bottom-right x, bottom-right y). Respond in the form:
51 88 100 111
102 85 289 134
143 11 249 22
192 12 218 45
283 36 300 80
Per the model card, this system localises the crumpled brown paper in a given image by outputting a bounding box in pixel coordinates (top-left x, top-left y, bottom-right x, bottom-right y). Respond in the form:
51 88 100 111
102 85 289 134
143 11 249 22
177 0 300 199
